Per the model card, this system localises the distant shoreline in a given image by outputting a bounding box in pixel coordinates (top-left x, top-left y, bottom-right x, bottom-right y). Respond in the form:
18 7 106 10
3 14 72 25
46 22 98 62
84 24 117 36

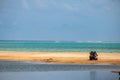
0 51 120 64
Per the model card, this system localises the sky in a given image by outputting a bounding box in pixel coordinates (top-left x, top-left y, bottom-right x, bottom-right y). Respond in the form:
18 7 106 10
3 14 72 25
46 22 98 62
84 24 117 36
0 0 120 42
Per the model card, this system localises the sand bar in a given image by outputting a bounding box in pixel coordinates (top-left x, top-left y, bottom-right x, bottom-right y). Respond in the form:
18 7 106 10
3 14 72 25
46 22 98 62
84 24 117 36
0 51 120 64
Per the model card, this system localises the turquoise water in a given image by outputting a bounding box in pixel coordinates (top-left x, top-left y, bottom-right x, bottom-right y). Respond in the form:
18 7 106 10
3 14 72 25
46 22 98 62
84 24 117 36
0 40 120 52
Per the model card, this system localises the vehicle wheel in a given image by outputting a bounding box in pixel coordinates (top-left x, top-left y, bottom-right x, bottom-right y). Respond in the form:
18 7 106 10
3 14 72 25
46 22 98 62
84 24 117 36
89 56 92 60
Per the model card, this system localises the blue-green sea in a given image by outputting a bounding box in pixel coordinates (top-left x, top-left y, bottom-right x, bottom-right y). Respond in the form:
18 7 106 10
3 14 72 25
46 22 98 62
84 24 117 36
0 40 120 52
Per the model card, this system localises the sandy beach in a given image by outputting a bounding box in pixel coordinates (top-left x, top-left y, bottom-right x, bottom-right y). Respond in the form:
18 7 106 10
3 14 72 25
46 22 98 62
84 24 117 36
0 51 120 64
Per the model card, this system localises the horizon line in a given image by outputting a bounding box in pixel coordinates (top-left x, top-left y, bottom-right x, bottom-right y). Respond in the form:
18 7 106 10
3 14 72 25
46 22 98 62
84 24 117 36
0 40 120 43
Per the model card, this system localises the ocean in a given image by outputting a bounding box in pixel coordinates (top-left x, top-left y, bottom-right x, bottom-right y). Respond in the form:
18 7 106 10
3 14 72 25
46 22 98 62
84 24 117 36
0 40 120 52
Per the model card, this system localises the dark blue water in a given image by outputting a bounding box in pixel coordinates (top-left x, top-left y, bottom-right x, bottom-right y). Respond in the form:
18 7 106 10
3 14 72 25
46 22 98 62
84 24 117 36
0 40 120 52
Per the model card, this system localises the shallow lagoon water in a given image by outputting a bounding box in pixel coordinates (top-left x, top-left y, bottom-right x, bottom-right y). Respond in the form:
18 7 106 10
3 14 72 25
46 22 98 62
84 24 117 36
0 71 118 80
0 60 119 80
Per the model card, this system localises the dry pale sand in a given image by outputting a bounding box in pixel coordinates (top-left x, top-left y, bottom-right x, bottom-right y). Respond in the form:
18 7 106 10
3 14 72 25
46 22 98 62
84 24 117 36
0 51 120 64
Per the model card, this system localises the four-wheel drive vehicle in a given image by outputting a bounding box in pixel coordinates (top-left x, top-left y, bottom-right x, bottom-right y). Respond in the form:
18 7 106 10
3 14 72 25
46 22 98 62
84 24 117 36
89 51 98 60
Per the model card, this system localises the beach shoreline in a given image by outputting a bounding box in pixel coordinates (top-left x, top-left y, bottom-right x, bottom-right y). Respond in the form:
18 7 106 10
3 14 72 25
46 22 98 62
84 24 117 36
0 51 120 64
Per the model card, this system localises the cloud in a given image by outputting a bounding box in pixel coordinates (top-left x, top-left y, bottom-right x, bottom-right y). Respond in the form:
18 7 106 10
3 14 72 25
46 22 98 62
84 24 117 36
34 0 81 12
62 3 80 11
22 0 29 10
50 0 57 6
34 0 50 9
30 0 118 13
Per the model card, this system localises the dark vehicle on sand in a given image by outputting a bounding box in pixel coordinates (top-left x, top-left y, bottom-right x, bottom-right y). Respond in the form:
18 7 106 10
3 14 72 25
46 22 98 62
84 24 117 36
89 51 98 60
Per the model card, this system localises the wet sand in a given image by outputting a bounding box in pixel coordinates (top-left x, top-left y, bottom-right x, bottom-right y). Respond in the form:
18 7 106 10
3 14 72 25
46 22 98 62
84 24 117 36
0 51 120 64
